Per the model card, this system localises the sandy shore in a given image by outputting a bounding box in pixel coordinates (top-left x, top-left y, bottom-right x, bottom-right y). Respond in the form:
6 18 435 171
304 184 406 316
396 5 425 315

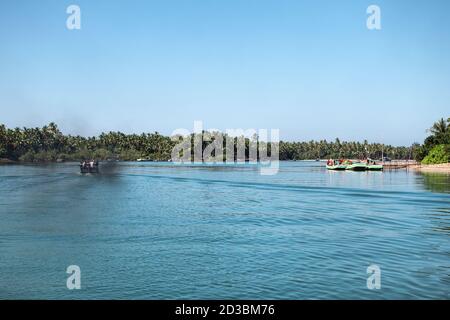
409 163 450 174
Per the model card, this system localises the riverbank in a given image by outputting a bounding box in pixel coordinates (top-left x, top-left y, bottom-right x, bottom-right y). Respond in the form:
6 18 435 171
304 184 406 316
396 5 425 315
409 163 450 174
0 158 16 164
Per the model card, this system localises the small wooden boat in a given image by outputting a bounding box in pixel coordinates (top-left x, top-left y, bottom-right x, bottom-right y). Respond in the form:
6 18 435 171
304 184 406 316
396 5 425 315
80 161 99 174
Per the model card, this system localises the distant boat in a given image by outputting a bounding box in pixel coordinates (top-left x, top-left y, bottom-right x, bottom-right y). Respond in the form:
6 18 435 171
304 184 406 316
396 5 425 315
326 159 347 170
137 158 153 162
80 160 99 174
326 163 347 170
326 159 383 171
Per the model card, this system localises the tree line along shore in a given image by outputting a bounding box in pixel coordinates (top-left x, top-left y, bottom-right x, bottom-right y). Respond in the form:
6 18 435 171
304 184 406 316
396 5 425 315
0 118 448 168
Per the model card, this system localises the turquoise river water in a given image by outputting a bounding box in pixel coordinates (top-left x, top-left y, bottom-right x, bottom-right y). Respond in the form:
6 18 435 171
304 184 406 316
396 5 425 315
0 161 449 299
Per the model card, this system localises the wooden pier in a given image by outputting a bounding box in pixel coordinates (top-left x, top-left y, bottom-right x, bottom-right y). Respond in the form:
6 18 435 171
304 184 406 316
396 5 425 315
380 160 418 170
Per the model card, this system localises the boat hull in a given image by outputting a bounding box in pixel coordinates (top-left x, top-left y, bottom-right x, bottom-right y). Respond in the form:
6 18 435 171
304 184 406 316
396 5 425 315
80 166 99 174
326 165 347 170
367 165 383 171
345 163 368 171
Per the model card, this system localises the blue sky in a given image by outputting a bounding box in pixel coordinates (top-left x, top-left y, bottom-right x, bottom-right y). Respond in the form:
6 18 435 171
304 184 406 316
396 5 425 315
0 0 449 145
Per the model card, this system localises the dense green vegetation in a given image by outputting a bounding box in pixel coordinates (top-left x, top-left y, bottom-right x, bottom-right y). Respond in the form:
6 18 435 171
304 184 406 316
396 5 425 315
0 118 447 163
278 139 412 160
0 122 413 162
415 118 450 164
0 123 174 162
421 144 449 165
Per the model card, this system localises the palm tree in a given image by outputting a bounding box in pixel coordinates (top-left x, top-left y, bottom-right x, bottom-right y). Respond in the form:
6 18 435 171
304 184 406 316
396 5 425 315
426 118 449 145
429 118 447 137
